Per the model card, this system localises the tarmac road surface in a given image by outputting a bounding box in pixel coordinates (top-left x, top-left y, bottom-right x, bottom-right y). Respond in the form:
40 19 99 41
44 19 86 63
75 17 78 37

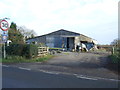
2 66 119 88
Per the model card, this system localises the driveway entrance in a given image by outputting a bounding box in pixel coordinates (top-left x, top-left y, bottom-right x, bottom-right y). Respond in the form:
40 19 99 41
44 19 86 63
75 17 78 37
4 52 119 80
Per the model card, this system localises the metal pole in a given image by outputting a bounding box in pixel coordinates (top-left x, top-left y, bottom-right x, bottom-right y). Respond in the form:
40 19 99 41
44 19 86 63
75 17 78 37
3 42 6 59
0 18 10 59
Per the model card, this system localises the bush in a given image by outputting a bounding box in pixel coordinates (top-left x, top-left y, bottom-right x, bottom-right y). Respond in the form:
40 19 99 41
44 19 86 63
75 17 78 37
6 44 38 59
110 47 120 64
23 44 38 59
6 44 24 56
110 54 120 64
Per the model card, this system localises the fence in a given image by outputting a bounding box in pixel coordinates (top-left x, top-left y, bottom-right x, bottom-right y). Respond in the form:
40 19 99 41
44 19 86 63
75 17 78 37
38 47 49 56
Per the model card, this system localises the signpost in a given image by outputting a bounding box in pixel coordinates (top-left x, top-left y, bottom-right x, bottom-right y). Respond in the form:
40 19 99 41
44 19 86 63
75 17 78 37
2 34 8 42
0 19 9 59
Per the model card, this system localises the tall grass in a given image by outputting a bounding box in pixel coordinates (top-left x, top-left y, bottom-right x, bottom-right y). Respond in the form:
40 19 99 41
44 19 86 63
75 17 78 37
1 54 54 63
110 47 120 64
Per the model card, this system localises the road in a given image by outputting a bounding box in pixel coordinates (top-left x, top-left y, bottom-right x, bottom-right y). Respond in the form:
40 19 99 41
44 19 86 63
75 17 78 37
2 66 119 88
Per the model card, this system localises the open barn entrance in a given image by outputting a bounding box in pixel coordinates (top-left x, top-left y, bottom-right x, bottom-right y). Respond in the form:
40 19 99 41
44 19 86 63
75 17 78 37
66 37 75 51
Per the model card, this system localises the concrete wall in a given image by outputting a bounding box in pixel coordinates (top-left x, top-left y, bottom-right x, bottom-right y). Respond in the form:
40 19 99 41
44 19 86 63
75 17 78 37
75 36 81 50
80 34 93 42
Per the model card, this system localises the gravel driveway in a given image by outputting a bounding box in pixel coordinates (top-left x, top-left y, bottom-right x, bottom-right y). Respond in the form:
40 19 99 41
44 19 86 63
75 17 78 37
5 52 119 80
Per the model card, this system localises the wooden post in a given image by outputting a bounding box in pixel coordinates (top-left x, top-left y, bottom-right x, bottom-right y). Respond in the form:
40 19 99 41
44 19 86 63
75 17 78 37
112 46 114 55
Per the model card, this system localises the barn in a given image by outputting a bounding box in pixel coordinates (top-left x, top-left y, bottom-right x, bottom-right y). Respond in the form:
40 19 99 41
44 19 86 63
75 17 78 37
26 29 98 51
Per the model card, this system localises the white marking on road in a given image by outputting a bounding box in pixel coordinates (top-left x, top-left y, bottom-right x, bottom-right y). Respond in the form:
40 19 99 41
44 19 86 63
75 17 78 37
18 67 31 71
38 69 119 82
73 74 78 76
76 75 98 80
93 77 120 82
75 74 120 82
2 65 9 67
39 70 60 75
4 65 119 82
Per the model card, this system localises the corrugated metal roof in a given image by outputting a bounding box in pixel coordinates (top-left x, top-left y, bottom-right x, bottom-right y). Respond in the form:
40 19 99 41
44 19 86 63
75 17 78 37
27 29 96 43
27 29 80 40
46 29 80 36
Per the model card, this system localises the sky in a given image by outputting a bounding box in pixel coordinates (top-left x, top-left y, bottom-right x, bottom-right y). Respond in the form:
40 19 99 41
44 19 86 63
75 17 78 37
0 0 119 44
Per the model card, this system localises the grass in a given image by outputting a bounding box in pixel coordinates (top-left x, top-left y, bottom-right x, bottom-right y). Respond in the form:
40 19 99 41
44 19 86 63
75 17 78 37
0 54 54 63
49 48 63 50
62 52 70 55
108 47 120 64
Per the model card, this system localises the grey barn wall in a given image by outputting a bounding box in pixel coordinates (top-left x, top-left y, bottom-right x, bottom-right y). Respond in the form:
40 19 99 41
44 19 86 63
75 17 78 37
27 35 46 44
46 35 68 48
26 29 98 50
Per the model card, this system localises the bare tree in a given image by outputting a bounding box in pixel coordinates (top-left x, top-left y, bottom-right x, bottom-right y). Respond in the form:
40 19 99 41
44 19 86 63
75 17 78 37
17 26 37 39
111 39 120 49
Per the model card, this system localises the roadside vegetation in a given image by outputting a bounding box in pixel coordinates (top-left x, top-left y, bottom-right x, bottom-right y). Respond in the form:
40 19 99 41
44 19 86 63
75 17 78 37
1 43 53 63
102 39 120 74
109 48 120 64
0 55 53 63
0 22 53 63
109 39 120 64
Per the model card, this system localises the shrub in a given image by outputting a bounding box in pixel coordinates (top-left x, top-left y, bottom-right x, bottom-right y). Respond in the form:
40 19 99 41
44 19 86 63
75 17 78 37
6 44 24 56
23 44 38 59
110 47 120 64
6 44 38 59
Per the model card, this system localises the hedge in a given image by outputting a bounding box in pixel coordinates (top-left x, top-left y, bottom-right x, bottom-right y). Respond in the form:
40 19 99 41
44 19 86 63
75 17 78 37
5 44 38 59
22 44 38 59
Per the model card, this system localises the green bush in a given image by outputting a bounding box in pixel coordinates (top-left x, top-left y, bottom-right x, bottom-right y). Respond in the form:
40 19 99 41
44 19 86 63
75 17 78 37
6 44 24 56
6 44 38 59
110 47 120 64
23 44 38 59
110 54 120 63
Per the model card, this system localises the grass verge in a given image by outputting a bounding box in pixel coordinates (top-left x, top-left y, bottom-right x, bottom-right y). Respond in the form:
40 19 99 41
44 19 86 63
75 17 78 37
109 54 120 64
0 55 54 63
49 48 63 50
106 55 120 74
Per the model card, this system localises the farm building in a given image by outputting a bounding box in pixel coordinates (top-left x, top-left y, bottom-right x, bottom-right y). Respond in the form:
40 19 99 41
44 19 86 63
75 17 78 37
26 29 98 51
